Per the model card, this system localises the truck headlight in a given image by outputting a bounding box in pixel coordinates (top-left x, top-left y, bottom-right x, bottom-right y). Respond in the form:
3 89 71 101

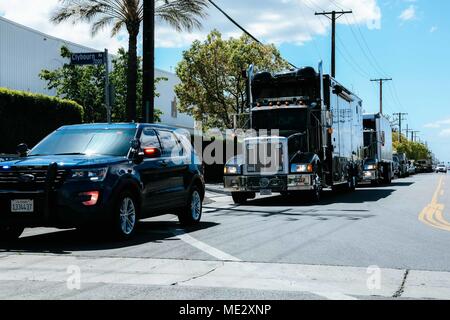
291 164 313 173
224 165 240 175
364 164 377 170
70 168 108 182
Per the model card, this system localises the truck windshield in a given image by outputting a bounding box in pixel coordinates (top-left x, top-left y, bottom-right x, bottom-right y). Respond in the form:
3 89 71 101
29 128 137 157
252 108 307 131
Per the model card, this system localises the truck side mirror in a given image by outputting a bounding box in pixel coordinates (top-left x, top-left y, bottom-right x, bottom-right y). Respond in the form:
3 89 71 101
16 143 29 157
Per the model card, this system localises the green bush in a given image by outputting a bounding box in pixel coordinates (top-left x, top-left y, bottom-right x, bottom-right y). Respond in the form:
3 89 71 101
0 88 84 153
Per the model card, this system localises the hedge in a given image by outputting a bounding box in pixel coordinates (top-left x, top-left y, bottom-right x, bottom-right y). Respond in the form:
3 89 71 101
0 88 84 153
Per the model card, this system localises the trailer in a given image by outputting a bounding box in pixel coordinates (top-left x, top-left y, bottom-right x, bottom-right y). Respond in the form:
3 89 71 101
362 113 394 185
224 63 364 203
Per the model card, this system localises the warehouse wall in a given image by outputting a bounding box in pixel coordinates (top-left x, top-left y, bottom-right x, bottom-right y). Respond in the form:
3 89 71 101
0 16 194 129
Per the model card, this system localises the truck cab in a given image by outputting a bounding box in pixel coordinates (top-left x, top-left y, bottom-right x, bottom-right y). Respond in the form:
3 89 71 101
224 64 364 204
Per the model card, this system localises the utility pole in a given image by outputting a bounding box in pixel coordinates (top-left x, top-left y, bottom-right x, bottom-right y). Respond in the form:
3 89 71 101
393 112 408 143
142 0 155 123
315 10 352 77
371 78 392 114
412 131 420 142
405 125 414 142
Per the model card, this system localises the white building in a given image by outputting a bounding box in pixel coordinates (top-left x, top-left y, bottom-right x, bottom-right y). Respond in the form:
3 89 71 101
0 16 194 130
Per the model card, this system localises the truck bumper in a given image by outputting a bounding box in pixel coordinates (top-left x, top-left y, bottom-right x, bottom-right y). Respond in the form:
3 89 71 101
224 174 316 192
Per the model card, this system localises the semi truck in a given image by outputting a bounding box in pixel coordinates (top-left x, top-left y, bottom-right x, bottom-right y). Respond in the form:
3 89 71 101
362 113 394 185
224 63 364 204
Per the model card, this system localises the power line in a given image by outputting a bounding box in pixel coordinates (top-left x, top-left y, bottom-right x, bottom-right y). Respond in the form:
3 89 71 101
207 0 297 68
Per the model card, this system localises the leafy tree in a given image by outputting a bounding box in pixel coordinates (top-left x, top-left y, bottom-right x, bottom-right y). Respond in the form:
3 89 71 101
40 46 164 123
51 0 209 122
393 131 431 160
175 30 290 129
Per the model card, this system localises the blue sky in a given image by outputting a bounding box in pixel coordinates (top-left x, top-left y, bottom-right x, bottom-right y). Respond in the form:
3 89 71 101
155 0 450 162
0 0 449 161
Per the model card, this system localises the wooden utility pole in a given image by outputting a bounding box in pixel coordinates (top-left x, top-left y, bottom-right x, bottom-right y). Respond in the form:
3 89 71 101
315 10 352 78
142 0 155 123
393 112 408 142
371 78 392 114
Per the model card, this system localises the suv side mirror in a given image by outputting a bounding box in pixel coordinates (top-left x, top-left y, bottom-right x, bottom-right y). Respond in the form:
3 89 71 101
17 143 29 157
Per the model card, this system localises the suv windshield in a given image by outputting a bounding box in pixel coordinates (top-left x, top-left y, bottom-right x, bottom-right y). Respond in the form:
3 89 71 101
29 128 137 157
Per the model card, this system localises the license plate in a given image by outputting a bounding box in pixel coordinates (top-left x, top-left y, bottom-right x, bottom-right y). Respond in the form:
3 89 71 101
11 199 34 213
260 189 272 196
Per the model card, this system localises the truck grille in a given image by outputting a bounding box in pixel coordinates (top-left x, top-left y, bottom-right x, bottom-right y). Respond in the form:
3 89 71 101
0 167 68 190
244 139 286 175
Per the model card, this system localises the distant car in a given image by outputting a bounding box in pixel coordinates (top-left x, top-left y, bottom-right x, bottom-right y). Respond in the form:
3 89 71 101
436 164 448 173
0 123 205 242
393 155 400 178
408 161 416 175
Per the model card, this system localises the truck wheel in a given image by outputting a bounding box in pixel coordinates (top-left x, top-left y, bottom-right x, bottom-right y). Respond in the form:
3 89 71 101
179 187 203 226
232 192 254 204
0 226 24 242
112 192 138 240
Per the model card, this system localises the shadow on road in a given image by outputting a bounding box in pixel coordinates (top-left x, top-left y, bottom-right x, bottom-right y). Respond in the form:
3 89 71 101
0 221 218 254
242 188 395 207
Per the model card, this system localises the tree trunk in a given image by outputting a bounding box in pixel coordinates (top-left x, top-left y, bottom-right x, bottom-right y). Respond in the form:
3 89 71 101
126 32 138 122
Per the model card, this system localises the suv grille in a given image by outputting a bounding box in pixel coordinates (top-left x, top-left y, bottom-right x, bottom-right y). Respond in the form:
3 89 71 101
0 166 68 190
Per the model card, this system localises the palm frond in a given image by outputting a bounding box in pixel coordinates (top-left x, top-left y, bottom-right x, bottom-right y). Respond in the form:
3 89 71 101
156 0 209 32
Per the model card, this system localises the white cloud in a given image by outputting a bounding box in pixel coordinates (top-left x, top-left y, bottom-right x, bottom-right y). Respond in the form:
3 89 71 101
424 118 450 129
399 5 417 21
430 26 438 33
439 129 450 137
0 0 382 51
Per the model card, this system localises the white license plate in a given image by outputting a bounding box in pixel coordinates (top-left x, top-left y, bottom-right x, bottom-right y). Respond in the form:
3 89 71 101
11 199 34 213
260 189 272 196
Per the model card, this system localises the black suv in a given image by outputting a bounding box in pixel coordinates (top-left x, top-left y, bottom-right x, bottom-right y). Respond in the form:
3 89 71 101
0 123 205 241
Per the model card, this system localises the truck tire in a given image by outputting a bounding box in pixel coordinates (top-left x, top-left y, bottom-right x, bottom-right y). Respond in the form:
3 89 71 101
232 192 255 204
179 186 203 226
0 226 24 242
309 186 322 203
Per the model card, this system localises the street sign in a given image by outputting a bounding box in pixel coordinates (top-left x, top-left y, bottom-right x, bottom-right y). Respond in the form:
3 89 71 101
70 52 105 65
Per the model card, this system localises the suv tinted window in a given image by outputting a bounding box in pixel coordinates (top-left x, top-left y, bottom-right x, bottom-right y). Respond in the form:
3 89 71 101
141 128 161 149
157 130 183 157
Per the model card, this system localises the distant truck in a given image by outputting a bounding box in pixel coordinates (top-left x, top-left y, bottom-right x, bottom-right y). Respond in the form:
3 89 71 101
416 159 433 173
224 64 364 203
362 113 394 185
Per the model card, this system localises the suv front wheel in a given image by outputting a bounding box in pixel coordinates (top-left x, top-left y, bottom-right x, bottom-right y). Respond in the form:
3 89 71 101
179 187 203 226
112 192 138 240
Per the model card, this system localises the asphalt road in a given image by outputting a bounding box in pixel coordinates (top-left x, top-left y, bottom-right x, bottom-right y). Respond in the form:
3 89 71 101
1 173 450 300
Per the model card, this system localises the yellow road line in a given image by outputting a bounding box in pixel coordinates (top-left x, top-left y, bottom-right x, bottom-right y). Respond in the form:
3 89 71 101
419 176 450 232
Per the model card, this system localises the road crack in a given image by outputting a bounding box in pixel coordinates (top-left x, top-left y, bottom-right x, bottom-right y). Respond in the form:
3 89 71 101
171 263 223 286
393 269 410 298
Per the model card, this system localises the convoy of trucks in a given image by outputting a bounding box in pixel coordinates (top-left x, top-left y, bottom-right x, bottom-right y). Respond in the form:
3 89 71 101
222 62 435 203
224 64 365 203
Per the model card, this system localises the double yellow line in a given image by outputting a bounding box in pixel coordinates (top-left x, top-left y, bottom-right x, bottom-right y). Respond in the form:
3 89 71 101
419 176 450 231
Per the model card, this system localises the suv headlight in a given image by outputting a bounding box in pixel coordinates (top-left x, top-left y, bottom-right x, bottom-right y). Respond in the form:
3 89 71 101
291 164 313 173
224 165 240 175
70 168 108 182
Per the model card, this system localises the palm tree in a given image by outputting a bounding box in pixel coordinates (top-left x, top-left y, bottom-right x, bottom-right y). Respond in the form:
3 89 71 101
51 0 209 122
